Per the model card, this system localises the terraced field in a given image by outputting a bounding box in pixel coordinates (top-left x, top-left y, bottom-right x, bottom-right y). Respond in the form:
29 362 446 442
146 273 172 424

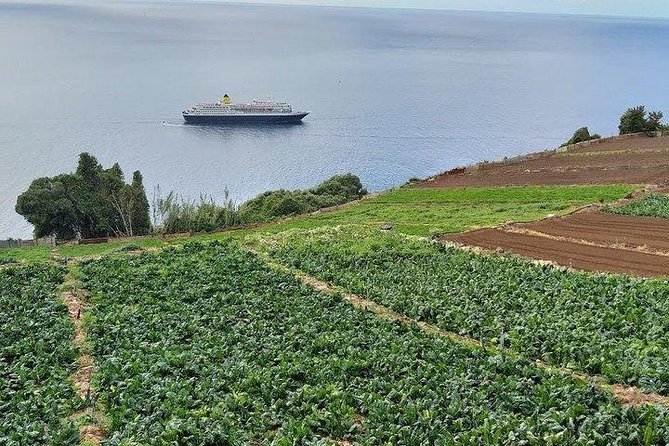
0 264 79 444
257 226 669 395
417 135 669 188
442 226 669 277
3 152 669 443
78 242 669 444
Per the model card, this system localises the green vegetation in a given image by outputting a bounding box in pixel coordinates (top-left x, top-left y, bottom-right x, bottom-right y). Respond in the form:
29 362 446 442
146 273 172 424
0 264 79 444
152 174 366 234
240 173 366 221
0 246 52 264
1 184 636 262
151 189 241 234
80 242 669 445
561 126 601 147
267 185 636 236
258 226 669 394
606 194 669 219
619 106 664 135
15 153 151 240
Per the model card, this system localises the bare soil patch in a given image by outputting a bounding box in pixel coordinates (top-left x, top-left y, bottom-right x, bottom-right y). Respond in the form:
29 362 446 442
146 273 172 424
519 212 669 255
416 135 669 188
441 228 669 277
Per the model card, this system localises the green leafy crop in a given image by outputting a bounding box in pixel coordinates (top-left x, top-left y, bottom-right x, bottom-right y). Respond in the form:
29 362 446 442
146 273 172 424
606 194 669 219
81 242 669 444
0 264 79 445
260 226 669 395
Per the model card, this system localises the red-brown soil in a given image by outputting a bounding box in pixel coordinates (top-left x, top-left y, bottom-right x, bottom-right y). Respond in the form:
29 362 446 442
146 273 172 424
417 135 669 188
520 212 669 254
441 227 669 277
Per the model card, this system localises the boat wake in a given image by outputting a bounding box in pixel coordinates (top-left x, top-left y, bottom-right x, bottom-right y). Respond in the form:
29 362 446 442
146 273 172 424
160 120 185 127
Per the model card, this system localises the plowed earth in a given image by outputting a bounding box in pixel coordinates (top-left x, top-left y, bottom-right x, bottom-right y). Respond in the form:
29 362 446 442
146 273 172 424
441 220 669 277
417 136 669 188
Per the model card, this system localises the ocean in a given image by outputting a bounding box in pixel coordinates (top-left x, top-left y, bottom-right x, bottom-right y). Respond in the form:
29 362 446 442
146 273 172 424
2 1 669 238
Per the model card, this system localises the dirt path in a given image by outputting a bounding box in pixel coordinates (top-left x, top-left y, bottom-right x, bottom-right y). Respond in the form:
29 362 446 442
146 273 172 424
415 135 669 188
251 249 669 407
61 270 106 444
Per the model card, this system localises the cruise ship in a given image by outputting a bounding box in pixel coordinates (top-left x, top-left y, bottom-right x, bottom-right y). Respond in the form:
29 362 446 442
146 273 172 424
182 94 309 124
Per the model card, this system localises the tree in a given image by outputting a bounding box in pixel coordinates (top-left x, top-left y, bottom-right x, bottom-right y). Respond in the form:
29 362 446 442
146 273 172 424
15 153 151 240
648 110 664 132
619 106 664 135
15 175 79 240
130 171 151 236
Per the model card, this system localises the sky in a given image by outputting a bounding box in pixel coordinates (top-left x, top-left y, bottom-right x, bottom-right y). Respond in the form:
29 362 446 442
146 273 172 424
203 0 669 19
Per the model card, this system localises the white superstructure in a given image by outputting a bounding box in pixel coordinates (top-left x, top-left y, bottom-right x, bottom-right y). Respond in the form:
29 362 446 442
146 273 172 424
184 95 296 116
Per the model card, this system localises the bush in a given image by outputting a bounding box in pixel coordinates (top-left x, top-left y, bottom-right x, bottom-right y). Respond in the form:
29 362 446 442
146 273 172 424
560 127 601 147
238 173 366 223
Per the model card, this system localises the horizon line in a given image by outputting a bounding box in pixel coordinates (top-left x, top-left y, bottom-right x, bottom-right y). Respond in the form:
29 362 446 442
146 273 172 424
189 0 669 21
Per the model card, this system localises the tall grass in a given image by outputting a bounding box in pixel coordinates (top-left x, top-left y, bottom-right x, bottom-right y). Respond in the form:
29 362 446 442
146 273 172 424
151 174 366 235
152 187 240 234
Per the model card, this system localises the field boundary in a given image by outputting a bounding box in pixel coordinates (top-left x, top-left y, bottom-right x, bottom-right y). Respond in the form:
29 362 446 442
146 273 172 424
250 248 669 407
61 270 106 444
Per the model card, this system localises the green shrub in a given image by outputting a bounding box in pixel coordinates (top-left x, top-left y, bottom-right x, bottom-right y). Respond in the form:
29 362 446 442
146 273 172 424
238 174 366 222
560 127 601 147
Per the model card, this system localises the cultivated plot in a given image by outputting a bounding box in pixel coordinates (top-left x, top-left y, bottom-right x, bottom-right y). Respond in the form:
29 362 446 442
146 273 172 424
257 226 669 395
0 265 79 444
78 241 669 445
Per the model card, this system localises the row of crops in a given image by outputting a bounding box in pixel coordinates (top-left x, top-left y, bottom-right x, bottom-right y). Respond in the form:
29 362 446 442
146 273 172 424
79 241 669 444
0 265 79 444
606 194 669 219
258 226 669 395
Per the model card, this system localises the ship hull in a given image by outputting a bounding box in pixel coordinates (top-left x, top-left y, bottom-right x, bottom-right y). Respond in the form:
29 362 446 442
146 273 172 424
183 112 308 125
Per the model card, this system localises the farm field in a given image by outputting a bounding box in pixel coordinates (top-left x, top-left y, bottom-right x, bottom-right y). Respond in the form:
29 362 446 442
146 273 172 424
443 227 669 277
520 211 669 253
256 226 669 394
0 264 79 444
606 193 669 219
78 242 669 444
266 185 636 236
0 184 637 266
2 149 669 444
416 135 669 188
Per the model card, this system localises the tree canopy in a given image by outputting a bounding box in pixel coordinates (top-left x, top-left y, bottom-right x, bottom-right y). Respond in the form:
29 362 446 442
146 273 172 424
15 153 151 240
619 106 664 135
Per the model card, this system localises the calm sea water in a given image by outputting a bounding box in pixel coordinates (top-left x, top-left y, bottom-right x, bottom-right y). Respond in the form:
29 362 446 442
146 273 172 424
2 1 669 238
